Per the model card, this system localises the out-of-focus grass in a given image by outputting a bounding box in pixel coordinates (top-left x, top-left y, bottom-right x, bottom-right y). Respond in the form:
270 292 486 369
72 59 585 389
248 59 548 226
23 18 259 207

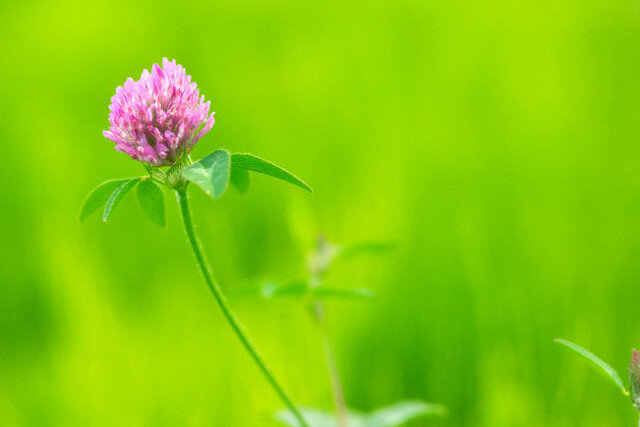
2 0 640 425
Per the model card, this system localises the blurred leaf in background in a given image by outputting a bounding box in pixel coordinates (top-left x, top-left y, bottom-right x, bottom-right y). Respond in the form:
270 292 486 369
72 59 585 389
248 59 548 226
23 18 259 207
276 401 447 427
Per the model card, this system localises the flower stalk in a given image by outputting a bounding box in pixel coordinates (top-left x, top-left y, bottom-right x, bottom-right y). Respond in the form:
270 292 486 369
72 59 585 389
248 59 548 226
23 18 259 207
176 187 308 427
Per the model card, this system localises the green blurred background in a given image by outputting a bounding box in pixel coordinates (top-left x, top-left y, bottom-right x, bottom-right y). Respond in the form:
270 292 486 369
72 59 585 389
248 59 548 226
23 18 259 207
2 0 640 425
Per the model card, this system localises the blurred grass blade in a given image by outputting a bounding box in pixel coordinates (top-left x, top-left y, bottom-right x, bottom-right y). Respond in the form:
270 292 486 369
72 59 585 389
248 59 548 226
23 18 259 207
366 401 447 426
230 166 251 193
103 178 141 222
231 153 312 193
312 287 376 300
183 149 231 198
137 178 165 227
79 178 131 222
555 338 629 395
338 242 395 260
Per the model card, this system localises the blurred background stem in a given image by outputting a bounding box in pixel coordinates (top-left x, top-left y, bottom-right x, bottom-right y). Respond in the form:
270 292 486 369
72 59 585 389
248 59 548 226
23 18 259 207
313 301 349 427
176 187 308 427
309 234 349 426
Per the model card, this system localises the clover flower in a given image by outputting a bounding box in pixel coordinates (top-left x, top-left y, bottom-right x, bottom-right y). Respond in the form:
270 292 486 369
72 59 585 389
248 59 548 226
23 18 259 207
103 58 215 166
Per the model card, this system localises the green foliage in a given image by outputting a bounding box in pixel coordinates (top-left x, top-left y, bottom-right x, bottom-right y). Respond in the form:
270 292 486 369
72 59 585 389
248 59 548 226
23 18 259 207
276 407 340 427
81 177 165 224
260 281 308 298
230 167 251 193
79 178 131 222
136 178 165 227
366 401 448 426
183 149 231 198
18 0 640 423
238 281 375 301
275 401 446 427
231 153 312 193
103 178 141 223
183 150 311 198
555 339 629 396
313 287 375 299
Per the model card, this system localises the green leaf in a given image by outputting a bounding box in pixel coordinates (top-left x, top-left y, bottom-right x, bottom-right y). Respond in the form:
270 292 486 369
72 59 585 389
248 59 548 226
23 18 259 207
555 338 629 395
230 167 251 193
235 282 374 301
338 242 395 260
183 149 231 198
231 153 312 193
275 401 446 427
276 407 347 427
366 401 447 426
103 178 141 223
79 178 131 222
137 178 165 227
229 281 308 300
312 287 376 300
261 281 308 298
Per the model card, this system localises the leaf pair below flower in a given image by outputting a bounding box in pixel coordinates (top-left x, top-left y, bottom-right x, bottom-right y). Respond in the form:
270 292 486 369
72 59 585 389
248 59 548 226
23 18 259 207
183 149 312 199
136 179 165 226
79 177 165 227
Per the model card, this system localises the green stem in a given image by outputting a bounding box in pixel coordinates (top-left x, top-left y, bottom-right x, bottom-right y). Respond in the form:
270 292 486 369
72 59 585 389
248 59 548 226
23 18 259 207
176 188 308 427
309 235 348 426
314 302 348 427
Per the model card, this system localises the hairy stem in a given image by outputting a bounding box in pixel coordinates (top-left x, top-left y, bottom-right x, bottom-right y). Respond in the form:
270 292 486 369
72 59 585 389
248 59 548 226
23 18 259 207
176 188 308 427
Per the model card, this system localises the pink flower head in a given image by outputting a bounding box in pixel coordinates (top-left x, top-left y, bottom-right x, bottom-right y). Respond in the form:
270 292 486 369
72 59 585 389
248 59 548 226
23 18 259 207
103 58 215 166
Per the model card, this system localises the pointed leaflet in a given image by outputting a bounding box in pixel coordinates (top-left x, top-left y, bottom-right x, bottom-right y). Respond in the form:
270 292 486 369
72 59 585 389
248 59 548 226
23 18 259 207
183 149 231 199
555 338 629 395
103 178 141 222
137 178 165 227
79 178 131 222
230 167 250 193
231 153 312 193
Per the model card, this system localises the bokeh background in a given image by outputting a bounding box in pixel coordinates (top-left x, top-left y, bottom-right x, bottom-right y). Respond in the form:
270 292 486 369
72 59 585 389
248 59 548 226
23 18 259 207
2 0 640 425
